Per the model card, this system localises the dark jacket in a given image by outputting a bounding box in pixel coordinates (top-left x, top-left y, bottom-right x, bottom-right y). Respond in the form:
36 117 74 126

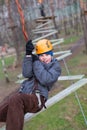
19 56 61 99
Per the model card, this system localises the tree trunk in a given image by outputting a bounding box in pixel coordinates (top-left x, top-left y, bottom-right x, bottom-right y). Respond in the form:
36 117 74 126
81 10 87 54
5 0 22 65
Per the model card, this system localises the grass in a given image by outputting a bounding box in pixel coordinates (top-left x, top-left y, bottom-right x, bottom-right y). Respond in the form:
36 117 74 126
66 51 87 75
24 90 87 130
0 55 19 80
63 35 82 45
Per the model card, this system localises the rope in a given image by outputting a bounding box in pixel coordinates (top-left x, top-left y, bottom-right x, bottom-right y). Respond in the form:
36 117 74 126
75 91 87 125
15 0 28 42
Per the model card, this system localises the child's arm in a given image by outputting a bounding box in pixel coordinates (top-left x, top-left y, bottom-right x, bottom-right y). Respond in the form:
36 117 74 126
33 59 61 86
22 40 34 78
22 56 33 78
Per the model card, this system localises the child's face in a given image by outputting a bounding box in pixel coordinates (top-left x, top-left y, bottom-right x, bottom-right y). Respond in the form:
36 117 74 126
39 54 52 64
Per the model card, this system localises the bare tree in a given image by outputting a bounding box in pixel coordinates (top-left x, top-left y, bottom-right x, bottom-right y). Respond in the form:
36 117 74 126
66 0 74 34
79 0 87 54
72 0 79 35
5 0 23 66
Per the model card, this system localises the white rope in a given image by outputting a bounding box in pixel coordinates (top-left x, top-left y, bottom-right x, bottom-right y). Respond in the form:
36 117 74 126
75 91 87 125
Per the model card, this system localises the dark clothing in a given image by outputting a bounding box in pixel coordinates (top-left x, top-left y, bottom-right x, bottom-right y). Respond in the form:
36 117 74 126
40 9 45 17
20 56 61 99
38 3 46 17
0 93 41 130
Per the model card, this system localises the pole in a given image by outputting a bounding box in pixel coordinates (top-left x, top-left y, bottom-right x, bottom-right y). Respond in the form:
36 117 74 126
1 47 10 83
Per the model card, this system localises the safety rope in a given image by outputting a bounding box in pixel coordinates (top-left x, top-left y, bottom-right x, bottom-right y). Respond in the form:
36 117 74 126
15 0 28 42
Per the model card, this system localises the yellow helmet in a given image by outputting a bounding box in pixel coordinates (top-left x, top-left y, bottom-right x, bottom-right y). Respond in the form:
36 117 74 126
35 39 53 54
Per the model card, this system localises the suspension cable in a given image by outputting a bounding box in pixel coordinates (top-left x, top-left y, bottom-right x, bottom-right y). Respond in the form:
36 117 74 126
15 0 28 42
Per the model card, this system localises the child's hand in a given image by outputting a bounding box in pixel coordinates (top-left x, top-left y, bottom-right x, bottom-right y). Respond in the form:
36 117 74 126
32 54 39 62
26 40 34 55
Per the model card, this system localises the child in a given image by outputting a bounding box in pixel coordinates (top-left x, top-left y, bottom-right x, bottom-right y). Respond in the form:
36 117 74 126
37 2 46 17
0 39 61 130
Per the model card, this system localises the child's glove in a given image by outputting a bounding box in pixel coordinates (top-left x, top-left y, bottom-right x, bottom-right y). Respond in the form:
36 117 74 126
26 40 34 55
32 54 39 62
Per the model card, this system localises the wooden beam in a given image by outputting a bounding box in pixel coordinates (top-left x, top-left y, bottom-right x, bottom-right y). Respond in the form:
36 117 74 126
35 19 49 23
58 75 84 81
32 30 58 42
54 50 71 55
35 16 56 21
50 38 64 43
32 26 54 31
46 78 87 107
56 52 72 61
53 39 64 46
36 21 52 29
33 29 56 34
33 38 64 45
16 74 84 84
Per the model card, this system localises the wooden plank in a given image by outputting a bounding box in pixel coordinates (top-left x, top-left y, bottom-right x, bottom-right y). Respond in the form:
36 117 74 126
32 26 54 31
46 78 87 107
54 50 71 55
35 16 56 21
58 75 84 81
36 19 49 22
36 21 52 29
16 79 25 84
32 30 58 42
17 73 22 79
50 38 64 43
33 38 64 45
53 39 64 46
33 29 56 34
17 74 84 80
16 74 84 84
56 52 72 61
35 19 49 23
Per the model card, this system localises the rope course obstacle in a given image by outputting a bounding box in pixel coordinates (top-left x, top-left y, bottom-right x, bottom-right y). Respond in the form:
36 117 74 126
0 1 87 130
16 37 87 126
14 1 87 126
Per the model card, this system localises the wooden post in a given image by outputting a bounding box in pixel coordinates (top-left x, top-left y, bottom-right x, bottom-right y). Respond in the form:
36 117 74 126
1 47 10 83
83 11 87 54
